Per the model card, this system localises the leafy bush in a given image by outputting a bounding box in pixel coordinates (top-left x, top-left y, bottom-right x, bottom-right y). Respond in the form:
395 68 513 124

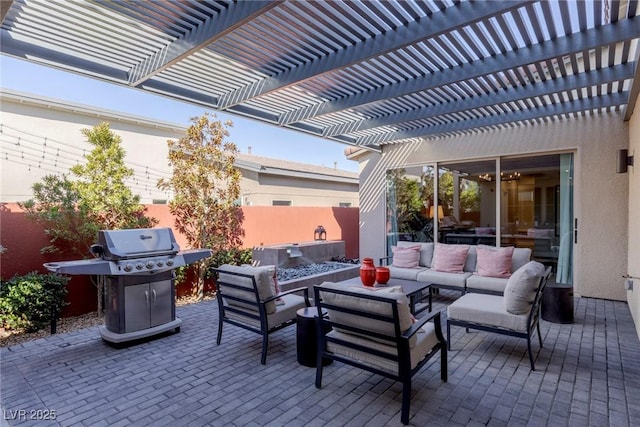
0 272 69 332
211 248 253 268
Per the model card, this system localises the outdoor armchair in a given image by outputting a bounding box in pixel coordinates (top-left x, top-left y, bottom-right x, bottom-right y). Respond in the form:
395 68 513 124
447 262 552 370
212 264 310 364
313 282 447 425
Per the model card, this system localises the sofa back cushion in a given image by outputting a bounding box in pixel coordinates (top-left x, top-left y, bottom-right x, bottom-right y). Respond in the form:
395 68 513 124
503 261 546 315
511 247 532 272
431 243 470 273
475 246 514 278
217 264 278 314
397 241 434 267
391 245 421 268
318 282 415 346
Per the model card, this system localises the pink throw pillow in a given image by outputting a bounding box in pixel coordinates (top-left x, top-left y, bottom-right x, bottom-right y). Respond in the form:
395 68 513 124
391 245 421 268
476 246 514 278
431 244 469 273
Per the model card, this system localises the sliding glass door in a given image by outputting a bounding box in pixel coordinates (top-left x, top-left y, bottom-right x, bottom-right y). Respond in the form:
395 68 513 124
386 153 574 283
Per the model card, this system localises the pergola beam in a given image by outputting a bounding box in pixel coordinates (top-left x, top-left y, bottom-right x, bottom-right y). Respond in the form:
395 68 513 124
278 18 640 126
360 92 628 145
326 63 635 139
217 1 530 109
127 1 283 87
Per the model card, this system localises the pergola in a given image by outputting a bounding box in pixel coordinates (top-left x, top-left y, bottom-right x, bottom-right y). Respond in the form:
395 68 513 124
1 0 638 150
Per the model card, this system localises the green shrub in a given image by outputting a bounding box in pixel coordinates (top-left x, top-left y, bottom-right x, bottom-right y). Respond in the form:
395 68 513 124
0 272 69 332
211 248 253 268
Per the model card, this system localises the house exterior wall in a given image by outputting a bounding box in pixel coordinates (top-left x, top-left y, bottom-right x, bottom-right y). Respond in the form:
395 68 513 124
240 173 359 207
358 112 629 301
1 94 183 204
628 105 640 339
0 92 358 207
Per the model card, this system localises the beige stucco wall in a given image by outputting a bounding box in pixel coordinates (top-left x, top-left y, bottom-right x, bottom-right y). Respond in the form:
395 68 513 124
240 173 359 207
1 93 359 208
359 112 629 301
628 104 640 339
1 96 183 204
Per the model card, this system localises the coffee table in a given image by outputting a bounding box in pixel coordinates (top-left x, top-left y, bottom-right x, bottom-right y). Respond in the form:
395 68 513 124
335 277 432 314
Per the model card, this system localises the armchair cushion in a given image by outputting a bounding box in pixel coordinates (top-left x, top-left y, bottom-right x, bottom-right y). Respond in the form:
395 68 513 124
503 261 546 314
318 282 415 346
225 293 308 328
326 322 439 375
217 264 278 314
447 293 528 332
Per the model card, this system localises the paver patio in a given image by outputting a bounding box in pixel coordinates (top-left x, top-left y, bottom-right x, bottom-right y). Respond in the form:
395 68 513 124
2 292 639 426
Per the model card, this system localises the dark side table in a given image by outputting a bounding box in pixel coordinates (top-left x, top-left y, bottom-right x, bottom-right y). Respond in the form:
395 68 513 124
541 283 574 324
296 307 332 367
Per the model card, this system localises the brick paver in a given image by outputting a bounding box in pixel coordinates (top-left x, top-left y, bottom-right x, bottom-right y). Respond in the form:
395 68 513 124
1 292 639 426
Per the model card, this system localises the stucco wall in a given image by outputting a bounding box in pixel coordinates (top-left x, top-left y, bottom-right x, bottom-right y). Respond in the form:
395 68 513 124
359 113 629 301
1 97 183 203
241 173 359 207
628 105 640 339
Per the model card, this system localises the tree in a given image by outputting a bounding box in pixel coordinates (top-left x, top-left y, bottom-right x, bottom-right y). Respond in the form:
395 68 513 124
72 122 156 230
19 122 157 313
158 113 243 300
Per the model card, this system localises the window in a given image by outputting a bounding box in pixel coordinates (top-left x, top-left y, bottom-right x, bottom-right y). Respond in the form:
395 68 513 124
386 153 573 284
339 202 351 207
272 200 291 206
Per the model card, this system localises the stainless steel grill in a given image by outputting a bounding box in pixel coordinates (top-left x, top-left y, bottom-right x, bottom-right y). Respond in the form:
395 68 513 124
44 228 211 345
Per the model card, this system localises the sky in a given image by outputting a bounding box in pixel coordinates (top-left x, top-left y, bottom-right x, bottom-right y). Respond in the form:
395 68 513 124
0 56 359 173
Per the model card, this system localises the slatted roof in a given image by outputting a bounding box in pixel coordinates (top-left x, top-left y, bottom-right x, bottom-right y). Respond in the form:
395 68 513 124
2 0 639 150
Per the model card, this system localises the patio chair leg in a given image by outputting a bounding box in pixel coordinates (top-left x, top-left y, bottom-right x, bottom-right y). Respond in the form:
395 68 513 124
446 321 451 351
527 336 535 371
401 379 411 424
315 362 324 389
260 333 269 365
536 322 543 348
441 343 448 382
216 318 223 345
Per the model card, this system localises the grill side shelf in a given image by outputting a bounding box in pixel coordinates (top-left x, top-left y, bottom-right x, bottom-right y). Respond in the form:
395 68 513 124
44 259 115 275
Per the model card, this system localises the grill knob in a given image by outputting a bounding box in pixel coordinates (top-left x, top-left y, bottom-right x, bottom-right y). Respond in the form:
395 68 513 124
166 259 174 267
146 261 155 269
123 264 133 272
136 263 144 270
156 261 164 267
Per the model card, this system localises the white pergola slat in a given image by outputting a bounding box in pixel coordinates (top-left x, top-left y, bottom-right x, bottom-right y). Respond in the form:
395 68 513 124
1 0 639 148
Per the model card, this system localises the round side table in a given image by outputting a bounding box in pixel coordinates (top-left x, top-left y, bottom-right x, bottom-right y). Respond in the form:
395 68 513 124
296 307 333 367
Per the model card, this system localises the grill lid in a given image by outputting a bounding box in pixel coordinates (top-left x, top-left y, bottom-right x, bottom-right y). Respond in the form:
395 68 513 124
98 227 179 260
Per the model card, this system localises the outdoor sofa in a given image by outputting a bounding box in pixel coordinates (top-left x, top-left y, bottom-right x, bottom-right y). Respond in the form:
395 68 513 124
381 241 532 296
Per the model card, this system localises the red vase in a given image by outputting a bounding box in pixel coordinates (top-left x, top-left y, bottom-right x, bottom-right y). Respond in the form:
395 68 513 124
375 266 390 285
360 257 376 286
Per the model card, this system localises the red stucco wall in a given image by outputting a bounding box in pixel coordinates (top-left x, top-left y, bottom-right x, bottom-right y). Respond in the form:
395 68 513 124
0 203 359 316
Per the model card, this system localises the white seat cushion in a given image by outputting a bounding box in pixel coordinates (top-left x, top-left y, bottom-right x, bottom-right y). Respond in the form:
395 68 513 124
388 265 428 280
416 269 471 289
465 275 509 294
326 322 439 375
447 293 528 332
225 293 307 328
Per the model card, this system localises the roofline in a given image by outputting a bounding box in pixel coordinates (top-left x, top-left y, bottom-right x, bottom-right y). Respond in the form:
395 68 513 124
234 158 358 184
0 89 187 133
